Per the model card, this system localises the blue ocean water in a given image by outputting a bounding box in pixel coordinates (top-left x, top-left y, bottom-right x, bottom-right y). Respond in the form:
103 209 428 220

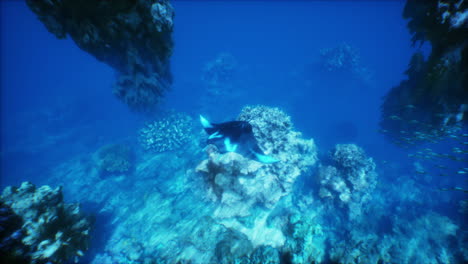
1 1 466 264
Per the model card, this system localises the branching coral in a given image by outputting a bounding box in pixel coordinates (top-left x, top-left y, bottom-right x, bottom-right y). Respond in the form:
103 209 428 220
317 144 377 220
138 112 194 153
0 182 91 264
96 143 134 175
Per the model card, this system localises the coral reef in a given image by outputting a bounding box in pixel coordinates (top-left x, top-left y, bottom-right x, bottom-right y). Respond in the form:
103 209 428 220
96 143 134 175
380 0 468 146
377 212 459 264
283 212 326 264
317 144 377 220
328 211 462 264
319 42 372 84
38 115 467 264
197 105 317 248
199 53 242 120
138 112 194 153
202 52 237 94
26 0 174 111
0 182 91 264
0 201 28 264
320 43 360 73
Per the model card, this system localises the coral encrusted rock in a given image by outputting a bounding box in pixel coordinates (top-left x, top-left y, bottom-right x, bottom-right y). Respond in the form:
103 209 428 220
196 105 317 248
0 182 91 264
26 0 175 111
317 144 377 220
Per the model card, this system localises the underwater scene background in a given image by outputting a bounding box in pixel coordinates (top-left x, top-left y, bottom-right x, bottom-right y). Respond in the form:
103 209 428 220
1 0 467 263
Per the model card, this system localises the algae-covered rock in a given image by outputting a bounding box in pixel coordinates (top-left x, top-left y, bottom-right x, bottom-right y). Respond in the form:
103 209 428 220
26 0 174 111
1 182 91 264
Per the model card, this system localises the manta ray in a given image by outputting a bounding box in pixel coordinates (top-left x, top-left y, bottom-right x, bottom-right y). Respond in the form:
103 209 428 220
200 115 279 164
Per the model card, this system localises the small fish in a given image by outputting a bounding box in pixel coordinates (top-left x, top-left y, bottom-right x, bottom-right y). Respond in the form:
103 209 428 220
389 115 401 120
415 170 426 175
435 164 447 169
457 170 467 174
405 104 416 109
440 187 468 193
453 147 463 153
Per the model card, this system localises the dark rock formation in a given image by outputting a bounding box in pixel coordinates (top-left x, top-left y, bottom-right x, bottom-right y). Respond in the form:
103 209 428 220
1 182 91 263
26 0 175 111
380 0 467 145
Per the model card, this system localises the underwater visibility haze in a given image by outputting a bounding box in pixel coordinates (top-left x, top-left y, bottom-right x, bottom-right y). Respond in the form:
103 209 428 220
1 0 467 263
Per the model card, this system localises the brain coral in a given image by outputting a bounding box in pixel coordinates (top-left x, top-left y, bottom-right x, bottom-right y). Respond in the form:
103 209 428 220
0 182 91 264
138 112 194 153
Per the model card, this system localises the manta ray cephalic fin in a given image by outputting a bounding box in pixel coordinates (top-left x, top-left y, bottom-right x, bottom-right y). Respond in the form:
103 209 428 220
200 115 213 128
208 131 223 139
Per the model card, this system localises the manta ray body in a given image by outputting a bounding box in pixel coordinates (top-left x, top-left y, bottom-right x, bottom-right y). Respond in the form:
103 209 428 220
200 115 279 164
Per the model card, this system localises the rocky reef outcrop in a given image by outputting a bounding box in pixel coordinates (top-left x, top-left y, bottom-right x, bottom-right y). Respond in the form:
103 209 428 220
196 105 317 248
0 182 91 264
380 0 468 145
0 201 27 264
317 144 377 221
26 0 174 111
